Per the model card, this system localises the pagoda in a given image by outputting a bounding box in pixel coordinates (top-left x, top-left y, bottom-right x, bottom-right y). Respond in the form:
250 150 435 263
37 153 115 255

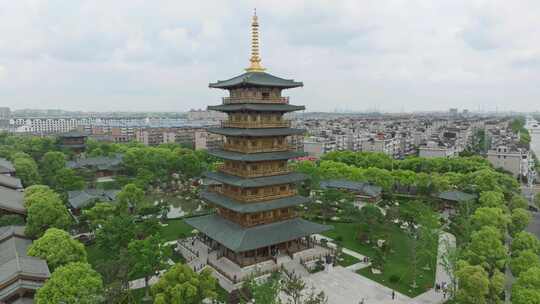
186 12 330 268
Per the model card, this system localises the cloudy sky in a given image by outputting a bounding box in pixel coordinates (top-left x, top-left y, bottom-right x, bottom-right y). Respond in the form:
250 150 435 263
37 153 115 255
0 0 539 113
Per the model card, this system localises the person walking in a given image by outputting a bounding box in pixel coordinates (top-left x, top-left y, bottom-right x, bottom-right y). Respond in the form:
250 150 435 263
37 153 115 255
392 290 395 300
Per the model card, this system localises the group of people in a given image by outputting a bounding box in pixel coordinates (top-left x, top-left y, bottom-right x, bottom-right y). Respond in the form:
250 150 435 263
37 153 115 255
435 281 449 298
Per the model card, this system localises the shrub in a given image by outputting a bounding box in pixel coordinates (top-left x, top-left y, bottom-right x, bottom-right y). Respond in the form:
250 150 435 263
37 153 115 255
389 274 401 283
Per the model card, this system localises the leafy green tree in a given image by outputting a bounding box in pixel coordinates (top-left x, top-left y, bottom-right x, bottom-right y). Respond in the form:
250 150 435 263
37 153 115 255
50 168 85 193
116 183 146 214
28 228 87 271
128 234 171 300
0 214 25 227
151 264 218 304
470 207 510 233
82 202 116 230
487 268 505 304
35 262 104 304
509 194 529 210
95 215 136 258
512 266 540 304
177 152 204 178
40 151 66 180
455 261 490 304
13 157 41 186
478 191 505 208
511 231 540 256
23 185 60 208
245 272 282 304
510 250 540 277
466 226 507 273
25 197 72 239
509 208 532 236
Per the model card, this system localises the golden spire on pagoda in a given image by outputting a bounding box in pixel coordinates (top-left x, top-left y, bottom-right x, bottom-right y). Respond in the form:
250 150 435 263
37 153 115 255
245 9 266 72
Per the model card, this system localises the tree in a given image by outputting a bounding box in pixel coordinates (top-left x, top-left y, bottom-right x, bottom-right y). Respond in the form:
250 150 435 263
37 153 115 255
0 214 25 227
245 272 282 304
282 273 306 304
116 183 146 214
128 234 171 300
28 228 87 271
511 231 540 256
440 240 461 298
487 268 505 304
177 152 204 178
82 202 116 230
23 185 61 208
512 267 540 304
35 262 104 304
478 191 505 208
50 168 85 193
95 215 136 258
466 226 507 273
13 157 41 186
509 194 529 210
509 208 532 236
40 151 66 180
151 264 217 304
535 193 540 209
510 250 540 277
470 207 510 233
25 197 72 239
455 261 490 304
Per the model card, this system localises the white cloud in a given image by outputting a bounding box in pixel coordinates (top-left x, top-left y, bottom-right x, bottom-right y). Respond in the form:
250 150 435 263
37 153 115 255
0 0 539 112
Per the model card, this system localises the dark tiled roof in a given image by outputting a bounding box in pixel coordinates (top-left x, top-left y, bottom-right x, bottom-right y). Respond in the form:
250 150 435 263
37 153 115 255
0 175 23 190
0 186 25 214
185 215 330 252
67 189 120 209
0 158 15 174
59 130 88 138
205 171 307 188
208 127 305 137
201 190 309 213
0 226 50 301
66 154 123 170
436 191 477 202
209 72 303 89
208 104 305 113
320 179 382 197
208 149 305 162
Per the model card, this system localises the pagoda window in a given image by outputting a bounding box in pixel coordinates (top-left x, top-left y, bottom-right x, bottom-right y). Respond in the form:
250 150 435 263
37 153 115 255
262 92 270 99
280 186 286 191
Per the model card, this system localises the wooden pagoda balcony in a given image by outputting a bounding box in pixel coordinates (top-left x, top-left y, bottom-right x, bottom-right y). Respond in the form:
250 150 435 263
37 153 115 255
217 164 292 178
221 120 291 128
211 186 297 203
222 96 289 104
223 143 297 154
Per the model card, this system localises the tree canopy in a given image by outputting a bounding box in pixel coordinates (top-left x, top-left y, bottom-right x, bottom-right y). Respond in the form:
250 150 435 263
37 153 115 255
28 228 87 271
151 264 218 304
35 262 104 304
25 194 72 239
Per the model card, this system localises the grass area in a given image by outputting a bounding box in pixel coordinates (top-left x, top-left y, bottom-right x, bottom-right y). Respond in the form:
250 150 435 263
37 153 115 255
322 222 437 297
337 253 361 267
160 218 195 242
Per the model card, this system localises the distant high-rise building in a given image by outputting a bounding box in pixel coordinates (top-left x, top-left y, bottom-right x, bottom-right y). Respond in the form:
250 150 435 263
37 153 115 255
449 108 458 117
0 107 10 129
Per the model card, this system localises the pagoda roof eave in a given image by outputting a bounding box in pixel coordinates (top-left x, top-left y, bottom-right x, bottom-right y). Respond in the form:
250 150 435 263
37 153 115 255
208 127 305 137
209 72 303 89
208 149 306 162
208 104 305 113
185 214 331 252
205 171 307 188
200 190 310 213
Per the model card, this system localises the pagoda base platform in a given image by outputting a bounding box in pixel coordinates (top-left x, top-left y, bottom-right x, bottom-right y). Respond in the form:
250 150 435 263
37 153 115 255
176 235 333 291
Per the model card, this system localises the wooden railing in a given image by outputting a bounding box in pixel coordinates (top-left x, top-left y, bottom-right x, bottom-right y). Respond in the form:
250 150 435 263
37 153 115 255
221 120 290 128
223 96 289 104
223 144 296 154
211 187 297 203
217 164 291 178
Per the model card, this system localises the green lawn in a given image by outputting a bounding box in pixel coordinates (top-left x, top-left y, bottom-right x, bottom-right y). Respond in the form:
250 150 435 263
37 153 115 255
337 253 361 267
160 218 195 242
322 222 438 297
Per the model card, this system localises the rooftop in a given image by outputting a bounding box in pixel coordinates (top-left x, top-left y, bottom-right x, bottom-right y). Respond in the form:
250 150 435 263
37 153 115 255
208 103 305 113
201 189 309 213
209 72 303 89
0 175 23 190
67 189 120 209
66 154 123 170
205 171 307 188
0 186 25 214
0 158 15 174
185 214 330 252
208 127 305 137
320 179 382 197
436 190 477 202
208 149 305 162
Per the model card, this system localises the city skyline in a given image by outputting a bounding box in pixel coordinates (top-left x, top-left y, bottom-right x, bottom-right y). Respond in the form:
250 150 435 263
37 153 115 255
1 1 540 113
